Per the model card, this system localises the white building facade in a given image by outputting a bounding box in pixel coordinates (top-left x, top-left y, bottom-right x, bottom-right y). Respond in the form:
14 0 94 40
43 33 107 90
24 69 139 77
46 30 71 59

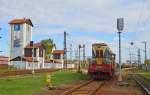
9 18 33 59
45 50 75 69
9 18 45 69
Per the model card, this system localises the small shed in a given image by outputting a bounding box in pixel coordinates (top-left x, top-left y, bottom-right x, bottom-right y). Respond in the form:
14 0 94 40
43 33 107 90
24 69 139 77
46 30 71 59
52 50 64 68
0 56 8 65
0 56 9 69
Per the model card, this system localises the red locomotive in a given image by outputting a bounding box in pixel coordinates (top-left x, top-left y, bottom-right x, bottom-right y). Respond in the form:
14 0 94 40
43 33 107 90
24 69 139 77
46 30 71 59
88 43 115 79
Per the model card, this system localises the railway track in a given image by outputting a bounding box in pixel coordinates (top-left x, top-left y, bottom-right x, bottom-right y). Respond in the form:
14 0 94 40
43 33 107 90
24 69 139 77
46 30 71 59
133 74 150 95
0 69 59 77
60 80 105 95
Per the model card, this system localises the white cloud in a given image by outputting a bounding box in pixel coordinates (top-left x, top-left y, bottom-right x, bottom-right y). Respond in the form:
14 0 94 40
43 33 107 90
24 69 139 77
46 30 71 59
1 0 149 34
0 0 150 62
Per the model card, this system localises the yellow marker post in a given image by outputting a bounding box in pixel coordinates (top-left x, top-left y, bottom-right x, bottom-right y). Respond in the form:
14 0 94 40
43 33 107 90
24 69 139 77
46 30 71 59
46 73 53 90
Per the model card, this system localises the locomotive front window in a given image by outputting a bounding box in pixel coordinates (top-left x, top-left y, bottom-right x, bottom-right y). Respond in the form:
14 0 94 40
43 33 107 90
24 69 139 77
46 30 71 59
100 50 103 58
96 50 99 58
104 49 110 58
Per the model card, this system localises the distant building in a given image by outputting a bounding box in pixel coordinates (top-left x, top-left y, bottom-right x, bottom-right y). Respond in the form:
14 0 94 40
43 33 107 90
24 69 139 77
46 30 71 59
0 56 8 65
9 18 45 69
141 59 150 71
0 56 9 69
45 50 74 68
9 18 33 59
10 41 45 69
44 50 64 68
52 50 64 68
144 59 150 64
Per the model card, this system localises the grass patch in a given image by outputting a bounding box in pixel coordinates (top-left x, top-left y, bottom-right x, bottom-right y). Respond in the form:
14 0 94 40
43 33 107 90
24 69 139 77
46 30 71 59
0 70 87 95
51 70 87 86
0 75 45 95
139 70 150 80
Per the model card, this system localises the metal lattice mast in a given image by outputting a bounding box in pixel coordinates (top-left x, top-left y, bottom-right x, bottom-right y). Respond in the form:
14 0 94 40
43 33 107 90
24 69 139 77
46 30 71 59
70 44 72 63
138 48 141 67
63 31 67 69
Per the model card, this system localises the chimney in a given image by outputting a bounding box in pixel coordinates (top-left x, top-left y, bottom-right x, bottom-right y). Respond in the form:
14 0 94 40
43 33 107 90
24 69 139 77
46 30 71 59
30 41 33 47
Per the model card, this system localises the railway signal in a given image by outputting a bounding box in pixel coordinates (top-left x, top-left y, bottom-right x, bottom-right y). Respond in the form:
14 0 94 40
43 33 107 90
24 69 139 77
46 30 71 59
117 18 124 82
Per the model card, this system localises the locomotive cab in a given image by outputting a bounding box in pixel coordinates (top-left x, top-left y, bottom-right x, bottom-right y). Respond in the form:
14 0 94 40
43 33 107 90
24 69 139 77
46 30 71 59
88 43 115 80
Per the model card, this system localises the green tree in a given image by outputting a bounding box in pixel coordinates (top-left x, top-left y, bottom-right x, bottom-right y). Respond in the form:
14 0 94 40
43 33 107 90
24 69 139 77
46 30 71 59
41 38 55 60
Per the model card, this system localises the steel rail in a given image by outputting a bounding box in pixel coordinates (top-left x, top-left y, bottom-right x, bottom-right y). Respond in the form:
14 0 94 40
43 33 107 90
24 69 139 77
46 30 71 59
133 75 150 95
60 80 105 95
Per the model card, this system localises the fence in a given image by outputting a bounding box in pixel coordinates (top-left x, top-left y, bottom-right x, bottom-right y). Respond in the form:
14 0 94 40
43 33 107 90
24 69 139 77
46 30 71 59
141 64 150 70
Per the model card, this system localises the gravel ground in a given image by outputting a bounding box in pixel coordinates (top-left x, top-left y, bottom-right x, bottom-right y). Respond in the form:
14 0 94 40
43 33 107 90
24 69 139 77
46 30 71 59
35 69 143 95
34 80 88 95
96 75 142 95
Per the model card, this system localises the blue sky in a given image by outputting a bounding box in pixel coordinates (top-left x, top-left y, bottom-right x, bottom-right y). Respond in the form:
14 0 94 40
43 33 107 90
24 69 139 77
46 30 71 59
0 0 150 63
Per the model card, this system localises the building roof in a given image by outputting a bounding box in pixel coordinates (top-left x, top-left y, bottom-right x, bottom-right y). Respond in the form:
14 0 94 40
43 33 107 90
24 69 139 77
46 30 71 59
10 56 38 62
0 56 8 58
0 56 8 61
52 50 64 54
9 18 33 27
25 43 44 49
0 56 8 64
53 59 62 63
45 59 74 64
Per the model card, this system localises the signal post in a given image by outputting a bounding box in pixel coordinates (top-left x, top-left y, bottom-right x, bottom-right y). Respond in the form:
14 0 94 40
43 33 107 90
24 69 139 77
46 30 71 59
117 18 124 82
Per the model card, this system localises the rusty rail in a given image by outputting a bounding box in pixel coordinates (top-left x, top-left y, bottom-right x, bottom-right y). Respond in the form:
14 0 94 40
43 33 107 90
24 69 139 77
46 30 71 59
60 80 105 95
133 75 150 95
